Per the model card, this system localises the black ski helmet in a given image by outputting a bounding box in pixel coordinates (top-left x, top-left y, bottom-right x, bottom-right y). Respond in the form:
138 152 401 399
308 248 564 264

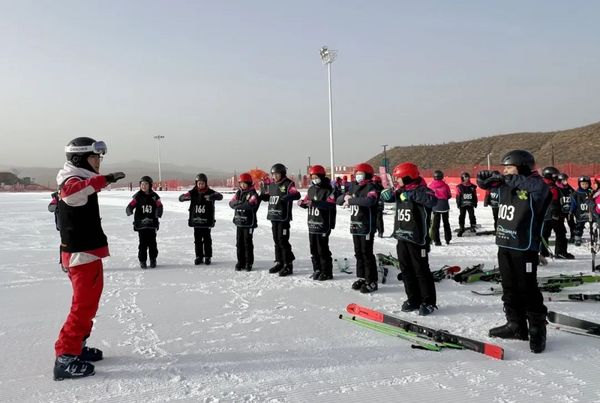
461 172 471 181
557 173 569 182
65 137 107 172
195 173 208 183
500 150 535 175
542 166 559 180
140 176 153 187
433 170 444 180
271 163 287 176
578 176 591 186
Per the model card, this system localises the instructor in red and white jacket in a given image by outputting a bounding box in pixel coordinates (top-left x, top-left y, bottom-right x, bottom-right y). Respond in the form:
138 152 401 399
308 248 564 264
53 137 125 381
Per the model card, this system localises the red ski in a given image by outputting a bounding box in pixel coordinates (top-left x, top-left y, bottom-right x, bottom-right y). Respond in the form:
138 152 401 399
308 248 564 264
346 303 504 360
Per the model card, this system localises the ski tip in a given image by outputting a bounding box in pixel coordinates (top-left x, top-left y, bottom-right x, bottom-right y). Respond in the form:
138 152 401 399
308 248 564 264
338 314 343 319
484 344 505 360
346 303 358 314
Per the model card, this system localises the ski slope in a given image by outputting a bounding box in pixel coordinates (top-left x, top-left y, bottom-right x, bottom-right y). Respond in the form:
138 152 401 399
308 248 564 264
1 190 600 402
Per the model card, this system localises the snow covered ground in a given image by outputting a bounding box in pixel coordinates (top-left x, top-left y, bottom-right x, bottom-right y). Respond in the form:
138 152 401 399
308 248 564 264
1 190 600 402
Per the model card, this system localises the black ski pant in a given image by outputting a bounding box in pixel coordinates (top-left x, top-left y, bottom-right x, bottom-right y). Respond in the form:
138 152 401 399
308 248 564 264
138 229 158 263
376 209 384 236
458 206 476 230
574 220 587 241
271 221 295 265
352 232 377 284
431 211 452 244
396 240 436 306
236 227 254 267
567 214 576 240
498 248 546 318
194 227 212 258
309 232 332 275
491 207 499 230
541 217 568 257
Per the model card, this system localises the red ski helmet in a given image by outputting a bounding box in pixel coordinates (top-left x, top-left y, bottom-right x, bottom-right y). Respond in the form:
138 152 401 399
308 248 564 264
354 163 374 178
238 173 253 184
393 162 420 180
309 165 326 176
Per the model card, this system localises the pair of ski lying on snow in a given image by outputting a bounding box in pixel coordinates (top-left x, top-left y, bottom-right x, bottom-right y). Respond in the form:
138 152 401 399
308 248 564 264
342 303 600 360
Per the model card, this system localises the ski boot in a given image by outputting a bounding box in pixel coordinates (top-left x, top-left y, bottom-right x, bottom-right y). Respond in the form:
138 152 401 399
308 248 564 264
204 257 211 265
269 262 283 274
79 346 103 362
244 264 252 272
150 260 157 268
194 257 203 265
311 270 322 280
140 261 147 269
489 307 529 340
400 300 420 313
527 311 547 353
352 278 366 290
418 303 437 316
360 282 378 294
278 263 293 277
53 355 95 381
317 272 333 281
235 262 244 272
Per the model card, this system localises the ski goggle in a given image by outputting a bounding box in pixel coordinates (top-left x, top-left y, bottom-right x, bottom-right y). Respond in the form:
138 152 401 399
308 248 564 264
65 141 107 155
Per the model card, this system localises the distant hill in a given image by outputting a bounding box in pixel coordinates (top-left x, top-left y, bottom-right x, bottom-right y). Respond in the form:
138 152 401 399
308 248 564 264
368 121 600 173
0 161 230 188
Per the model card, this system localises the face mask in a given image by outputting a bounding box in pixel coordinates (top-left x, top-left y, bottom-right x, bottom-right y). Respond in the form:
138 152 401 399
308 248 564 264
312 178 321 185
355 174 364 183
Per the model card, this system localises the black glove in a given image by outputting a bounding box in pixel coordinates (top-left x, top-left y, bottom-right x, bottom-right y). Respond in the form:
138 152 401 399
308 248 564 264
477 170 493 182
105 172 126 183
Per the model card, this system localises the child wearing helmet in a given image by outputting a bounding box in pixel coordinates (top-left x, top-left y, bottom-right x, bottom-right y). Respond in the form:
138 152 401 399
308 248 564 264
540 167 573 259
556 173 576 242
259 163 301 277
483 171 502 230
229 173 261 271
477 150 550 353
336 163 380 293
126 176 163 268
429 170 452 245
569 176 592 246
298 165 337 280
53 137 125 380
455 172 478 236
179 173 224 265
381 162 437 316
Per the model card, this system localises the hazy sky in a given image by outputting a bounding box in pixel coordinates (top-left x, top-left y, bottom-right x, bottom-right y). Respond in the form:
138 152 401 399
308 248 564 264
2 0 600 174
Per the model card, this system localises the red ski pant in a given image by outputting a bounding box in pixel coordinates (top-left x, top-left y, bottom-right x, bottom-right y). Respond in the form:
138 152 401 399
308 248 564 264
55 259 104 356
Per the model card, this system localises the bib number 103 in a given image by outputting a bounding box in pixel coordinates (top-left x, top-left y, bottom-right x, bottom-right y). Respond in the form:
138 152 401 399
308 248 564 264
498 204 515 221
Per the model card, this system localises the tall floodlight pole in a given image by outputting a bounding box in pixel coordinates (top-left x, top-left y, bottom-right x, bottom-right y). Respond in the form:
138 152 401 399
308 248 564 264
153 135 165 189
382 144 389 173
487 152 492 170
320 46 337 179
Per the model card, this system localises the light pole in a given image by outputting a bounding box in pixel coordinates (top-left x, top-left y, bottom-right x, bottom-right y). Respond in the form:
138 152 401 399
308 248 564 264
487 152 492 170
153 135 165 190
382 144 389 173
320 45 337 179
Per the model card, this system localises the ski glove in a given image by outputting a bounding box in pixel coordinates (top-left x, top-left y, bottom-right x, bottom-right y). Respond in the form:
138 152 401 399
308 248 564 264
105 172 126 183
477 170 493 182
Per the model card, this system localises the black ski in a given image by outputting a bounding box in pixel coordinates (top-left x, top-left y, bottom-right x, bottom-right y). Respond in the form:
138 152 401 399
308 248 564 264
547 311 600 337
